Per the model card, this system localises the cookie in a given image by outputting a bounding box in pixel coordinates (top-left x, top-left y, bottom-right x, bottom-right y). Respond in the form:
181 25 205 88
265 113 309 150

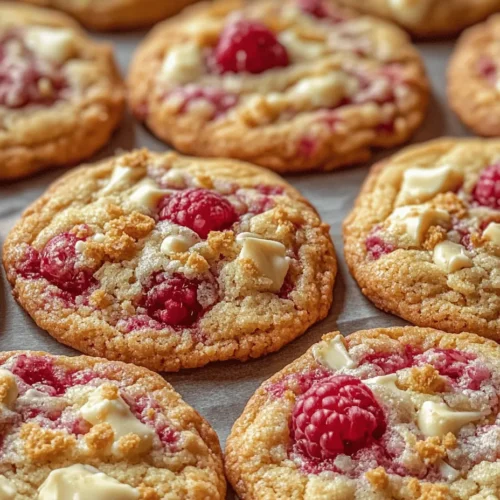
0 3 125 181
335 0 500 37
19 0 200 31
226 327 500 499
2 149 336 372
343 138 500 340
127 0 429 174
448 14 500 137
0 350 226 499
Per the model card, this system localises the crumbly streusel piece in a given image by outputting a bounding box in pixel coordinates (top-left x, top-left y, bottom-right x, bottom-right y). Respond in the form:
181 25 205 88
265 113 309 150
226 327 500 499
2 149 336 371
127 0 428 173
344 138 500 340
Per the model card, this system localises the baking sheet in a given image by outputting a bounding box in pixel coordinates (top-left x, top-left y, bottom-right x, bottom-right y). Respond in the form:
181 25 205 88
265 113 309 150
0 31 470 498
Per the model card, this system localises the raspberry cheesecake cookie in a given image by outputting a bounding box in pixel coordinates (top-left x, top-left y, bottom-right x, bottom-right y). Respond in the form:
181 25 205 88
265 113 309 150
344 138 500 340
2 149 336 371
226 327 500 499
19 0 200 31
336 0 500 37
128 0 429 174
448 14 500 137
0 350 226 499
0 3 124 181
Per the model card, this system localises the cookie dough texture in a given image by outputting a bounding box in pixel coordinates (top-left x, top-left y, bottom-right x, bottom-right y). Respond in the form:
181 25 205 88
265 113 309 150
448 14 500 136
226 327 500 499
0 3 124 181
18 0 199 31
3 150 336 371
336 0 500 37
128 0 429 174
343 138 500 340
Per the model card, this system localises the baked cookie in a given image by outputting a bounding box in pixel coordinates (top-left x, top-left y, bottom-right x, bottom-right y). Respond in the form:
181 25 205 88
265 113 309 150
448 14 500 137
335 0 500 38
226 327 500 499
344 138 500 340
0 350 226 499
0 3 125 181
2 149 336 371
19 0 200 31
128 0 429 174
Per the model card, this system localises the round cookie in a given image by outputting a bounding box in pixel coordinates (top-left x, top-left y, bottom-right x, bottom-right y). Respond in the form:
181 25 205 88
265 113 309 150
343 138 500 340
448 14 500 137
0 3 125 181
128 0 429 174
335 0 500 38
19 0 200 32
226 327 500 499
0 350 226 499
2 149 336 371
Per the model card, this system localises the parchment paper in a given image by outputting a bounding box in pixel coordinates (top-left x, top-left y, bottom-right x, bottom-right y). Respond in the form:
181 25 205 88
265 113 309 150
0 32 471 498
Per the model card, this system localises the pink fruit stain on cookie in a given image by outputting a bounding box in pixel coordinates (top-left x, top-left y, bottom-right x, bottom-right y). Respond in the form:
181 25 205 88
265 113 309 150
365 228 395 260
211 19 289 74
363 345 420 374
297 0 346 22
472 163 500 209
477 56 497 84
0 31 66 108
290 375 386 461
159 188 237 238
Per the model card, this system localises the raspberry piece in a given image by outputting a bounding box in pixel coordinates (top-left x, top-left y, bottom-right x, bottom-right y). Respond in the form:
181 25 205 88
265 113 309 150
143 273 202 326
159 188 237 238
365 230 395 260
297 0 329 18
477 56 497 84
472 164 500 209
211 20 289 74
40 233 95 295
16 246 41 278
291 375 386 460
363 345 420 375
169 86 238 119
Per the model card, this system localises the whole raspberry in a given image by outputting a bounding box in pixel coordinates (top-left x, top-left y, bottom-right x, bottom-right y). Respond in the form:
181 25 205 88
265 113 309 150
159 188 237 238
472 164 500 209
143 273 202 326
211 20 289 74
291 375 386 461
40 233 95 295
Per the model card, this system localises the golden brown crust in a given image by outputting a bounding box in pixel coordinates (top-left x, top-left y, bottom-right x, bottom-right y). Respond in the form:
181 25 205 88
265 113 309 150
0 2 125 181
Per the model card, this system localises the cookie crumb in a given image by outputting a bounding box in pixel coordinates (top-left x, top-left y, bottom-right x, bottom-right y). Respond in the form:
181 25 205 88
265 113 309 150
365 467 389 490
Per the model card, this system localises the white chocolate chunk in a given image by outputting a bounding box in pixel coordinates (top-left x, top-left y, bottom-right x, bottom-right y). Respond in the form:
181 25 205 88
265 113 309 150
159 42 203 84
363 373 409 400
129 179 172 211
24 27 76 64
0 476 15 500
74 240 86 253
80 386 154 456
0 369 18 408
400 165 463 203
388 205 450 245
433 241 473 273
161 234 197 255
38 465 139 500
237 235 289 292
439 460 460 481
483 222 500 246
417 401 484 438
278 30 325 61
163 168 186 188
102 165 137 194
288 73 351 108
93 233 105 243
388 0 432 23
313 336 356 371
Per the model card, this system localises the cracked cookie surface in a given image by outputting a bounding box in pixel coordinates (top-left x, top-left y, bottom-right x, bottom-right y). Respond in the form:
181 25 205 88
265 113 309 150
2 149 336 371
127 0 428 174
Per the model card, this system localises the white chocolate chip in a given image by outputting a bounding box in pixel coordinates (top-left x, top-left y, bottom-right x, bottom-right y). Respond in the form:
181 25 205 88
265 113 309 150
439 460 460 481
93 233 105 243
483 222 500 246
38 465 139 500
160 234 197 255
128 179 172 211
363 373 410 400
74 240 86 253
417 401 484 438
0 476 15 500
388 205 450 245
313 336 356 371
80 386 154 456
102 165 137 195
237 234 289 292
0 369 18 408
399 165 463 203
159 42 203 84
388 0 432 23
288 73 352 108
433 241 473 273
162 169 186 189
24 27 76 64
278 30 325 62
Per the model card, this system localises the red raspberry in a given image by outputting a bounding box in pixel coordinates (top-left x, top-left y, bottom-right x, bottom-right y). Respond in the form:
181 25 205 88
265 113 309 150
297 0 329 18
143 273 202 326
365 230 395 260
472 164 500 209
363 345 420 375
477 56 497 84
211 20 289 74
169 86 238 119
16 246 41 278
40 233 95 295
159 188 237 238
290 375 386 460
